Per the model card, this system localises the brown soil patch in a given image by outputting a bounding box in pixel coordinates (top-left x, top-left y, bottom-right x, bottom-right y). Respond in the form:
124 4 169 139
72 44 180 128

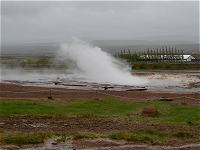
0 83 199 105
1 115 199 133
141 106 159 117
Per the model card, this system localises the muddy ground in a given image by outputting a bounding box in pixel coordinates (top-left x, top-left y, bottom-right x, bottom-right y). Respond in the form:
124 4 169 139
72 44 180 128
0 82 199 105
0 71 200 150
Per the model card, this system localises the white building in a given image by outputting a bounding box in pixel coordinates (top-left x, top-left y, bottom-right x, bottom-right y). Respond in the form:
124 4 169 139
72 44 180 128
183 55 195 61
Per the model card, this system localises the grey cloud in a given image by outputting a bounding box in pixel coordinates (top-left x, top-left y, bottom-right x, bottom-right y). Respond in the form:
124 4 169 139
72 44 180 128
68 1 144 12
1 1 52 17
1 1 199 44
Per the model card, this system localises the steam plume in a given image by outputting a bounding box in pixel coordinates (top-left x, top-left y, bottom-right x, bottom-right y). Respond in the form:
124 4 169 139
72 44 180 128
56 38 148 85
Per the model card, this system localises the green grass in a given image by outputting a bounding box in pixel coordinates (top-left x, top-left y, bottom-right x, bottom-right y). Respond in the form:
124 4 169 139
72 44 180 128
109 130 197 143
0 131 99 145
132 63 200 70
0 98 200 124
0 56 50 63
0 132 47 145
0 98 199 146
0 130 197 145
0 98 147 116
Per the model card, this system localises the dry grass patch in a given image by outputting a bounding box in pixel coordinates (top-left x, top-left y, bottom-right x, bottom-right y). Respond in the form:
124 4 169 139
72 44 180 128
141 106 159 117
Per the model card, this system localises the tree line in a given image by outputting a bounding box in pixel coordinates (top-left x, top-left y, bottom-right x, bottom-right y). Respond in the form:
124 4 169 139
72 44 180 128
115 47 184 63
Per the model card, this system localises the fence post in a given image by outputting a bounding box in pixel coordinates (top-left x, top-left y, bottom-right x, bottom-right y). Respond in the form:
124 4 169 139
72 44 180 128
48 89 53 99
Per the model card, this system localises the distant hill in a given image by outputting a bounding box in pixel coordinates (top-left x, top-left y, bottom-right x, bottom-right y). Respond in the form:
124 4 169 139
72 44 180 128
0 40 199 56
91 39 196 46
0 43 60 56
91 40 199 54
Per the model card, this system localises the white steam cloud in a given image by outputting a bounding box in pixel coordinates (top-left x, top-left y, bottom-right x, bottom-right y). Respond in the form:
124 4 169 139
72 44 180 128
56 38 148 85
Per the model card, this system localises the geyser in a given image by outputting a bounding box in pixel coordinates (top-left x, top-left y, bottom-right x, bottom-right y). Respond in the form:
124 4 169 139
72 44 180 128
56 38 148 85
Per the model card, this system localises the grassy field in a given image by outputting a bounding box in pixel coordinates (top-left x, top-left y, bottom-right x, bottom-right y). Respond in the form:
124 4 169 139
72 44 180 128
1 130 197 146
131 63 200 70
0 98 199 124
0 98 199 146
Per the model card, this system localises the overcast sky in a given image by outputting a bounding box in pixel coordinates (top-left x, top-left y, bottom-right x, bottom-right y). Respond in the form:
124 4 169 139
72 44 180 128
1 0 199 44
